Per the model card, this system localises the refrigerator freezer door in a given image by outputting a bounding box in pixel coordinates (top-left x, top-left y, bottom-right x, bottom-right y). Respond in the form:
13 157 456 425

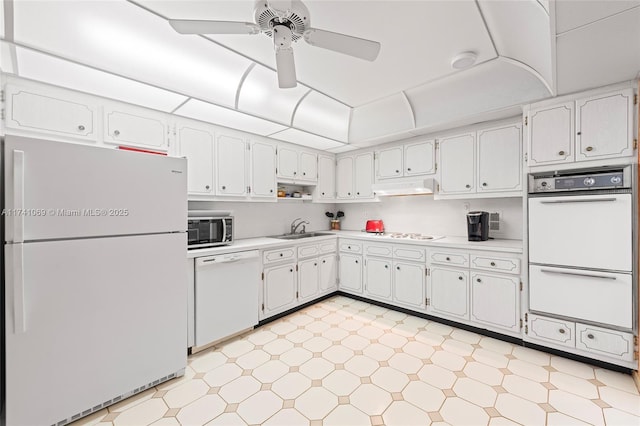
4 233 187 426
4 135 187 242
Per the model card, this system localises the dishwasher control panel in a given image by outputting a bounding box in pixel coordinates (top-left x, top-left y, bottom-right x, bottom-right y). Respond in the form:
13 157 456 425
529 166 632 193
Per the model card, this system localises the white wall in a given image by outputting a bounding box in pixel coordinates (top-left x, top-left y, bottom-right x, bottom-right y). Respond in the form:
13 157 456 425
336 196 523 240
189 201 335 239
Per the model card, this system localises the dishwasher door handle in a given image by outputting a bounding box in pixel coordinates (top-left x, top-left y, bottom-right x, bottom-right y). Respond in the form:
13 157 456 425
540 268 617 280
539 198 617 204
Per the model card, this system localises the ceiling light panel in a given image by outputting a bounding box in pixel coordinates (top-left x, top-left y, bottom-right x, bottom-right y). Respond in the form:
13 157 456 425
269 128 345 150
325 144 360 154
237 65 310 124
14 47 187 112
175 99 287 136
350 93 415 142
555 0 639 35
292 91 350 142
12 0 252 108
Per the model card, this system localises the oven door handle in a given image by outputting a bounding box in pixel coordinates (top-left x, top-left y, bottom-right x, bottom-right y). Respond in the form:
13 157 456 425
539 198 617 204
540 269 617 280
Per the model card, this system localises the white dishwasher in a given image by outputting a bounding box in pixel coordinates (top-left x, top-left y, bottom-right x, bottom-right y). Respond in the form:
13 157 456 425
195 250 260 348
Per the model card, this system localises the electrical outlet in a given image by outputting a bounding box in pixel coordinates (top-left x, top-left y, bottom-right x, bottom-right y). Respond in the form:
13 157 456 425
463 202 470 211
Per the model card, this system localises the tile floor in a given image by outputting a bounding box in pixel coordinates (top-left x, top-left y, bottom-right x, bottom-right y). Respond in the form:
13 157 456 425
74 296 640 426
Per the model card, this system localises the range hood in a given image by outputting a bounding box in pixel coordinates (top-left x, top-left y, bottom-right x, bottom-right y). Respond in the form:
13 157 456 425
371 178 435 196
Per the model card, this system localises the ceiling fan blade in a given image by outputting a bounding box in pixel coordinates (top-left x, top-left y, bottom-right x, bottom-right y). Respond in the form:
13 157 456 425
169 19 260 35
275 47 297 88
303 28 381 61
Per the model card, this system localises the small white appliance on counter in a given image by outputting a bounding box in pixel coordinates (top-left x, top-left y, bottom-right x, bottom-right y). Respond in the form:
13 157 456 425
2 135 188 425
527 165 637 367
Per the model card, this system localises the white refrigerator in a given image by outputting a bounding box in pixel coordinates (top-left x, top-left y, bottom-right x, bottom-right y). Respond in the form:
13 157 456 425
2 135 188 425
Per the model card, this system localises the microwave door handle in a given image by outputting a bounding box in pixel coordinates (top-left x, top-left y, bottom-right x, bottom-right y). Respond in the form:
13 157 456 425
222 218 228 242
539 198 617 204
540 269 617 280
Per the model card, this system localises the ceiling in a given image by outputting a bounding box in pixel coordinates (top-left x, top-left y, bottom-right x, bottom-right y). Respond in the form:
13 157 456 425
1 0 638 152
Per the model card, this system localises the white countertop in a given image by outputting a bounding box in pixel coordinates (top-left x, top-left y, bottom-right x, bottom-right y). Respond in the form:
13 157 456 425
187 230 522 258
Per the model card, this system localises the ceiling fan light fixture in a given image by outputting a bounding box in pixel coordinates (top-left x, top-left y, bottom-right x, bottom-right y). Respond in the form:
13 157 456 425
451 51 477 70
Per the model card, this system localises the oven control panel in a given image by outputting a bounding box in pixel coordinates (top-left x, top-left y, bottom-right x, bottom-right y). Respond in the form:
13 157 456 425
529 167 631 193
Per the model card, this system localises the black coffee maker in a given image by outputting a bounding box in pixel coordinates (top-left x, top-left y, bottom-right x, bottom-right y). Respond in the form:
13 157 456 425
467 211 490 241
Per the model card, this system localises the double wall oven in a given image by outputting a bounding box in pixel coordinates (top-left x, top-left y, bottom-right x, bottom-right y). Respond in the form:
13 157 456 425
528 166 636 333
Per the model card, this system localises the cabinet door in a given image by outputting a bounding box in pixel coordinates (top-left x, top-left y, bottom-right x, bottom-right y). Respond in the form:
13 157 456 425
298 258 320 303
339 254 362 294
5 86 98 142
438 133 475 195
377 147 403 179
477 124 522 193
365 258 392 300
528 102 574 166
263 263 298 319
251 141 276 199
104 106 168 151
319 254 337 293
298 151 318 182
470 272 519 333
177 124 214 196
405 140 435 176
216 134 247 197
428 267 469 320
576 89 635 161
354 152 374 199
277 146 298 179
316 155 336 200
393 261 425 310
336 156 354 199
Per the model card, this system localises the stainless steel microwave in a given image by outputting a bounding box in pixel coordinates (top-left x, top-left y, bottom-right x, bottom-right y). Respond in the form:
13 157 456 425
187 216 233 249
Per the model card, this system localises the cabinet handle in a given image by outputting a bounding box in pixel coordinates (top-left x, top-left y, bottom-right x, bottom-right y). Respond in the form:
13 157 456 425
490 262 496 266
113 130 120 136
289 268 293 272
482 183 487 187
280 253 283 257
476 278 481 283
465 184 471 188
221 185 226 190
458 276 463 280
270 189 274 193
585 146 593 152
348 246 351 249
205 185 210 190
355 260 359 264
77 125 85 131
446 257 451 261
314 263 317 266
587 333 594 339
294 171 297 175
558 328 566 334
384 265 388 269
356 192 360 195
323 260 326 264
558 150 565 156
396 266 400 270
395 170 399 173
577 131 582 136
348 192 351 196
407 168 411 171
321 192 325 195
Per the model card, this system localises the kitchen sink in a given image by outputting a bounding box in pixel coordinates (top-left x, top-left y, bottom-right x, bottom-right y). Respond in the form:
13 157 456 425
271 232 334 240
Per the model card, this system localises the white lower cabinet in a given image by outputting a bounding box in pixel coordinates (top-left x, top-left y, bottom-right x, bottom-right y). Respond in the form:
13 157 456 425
319 254 338 293
575 323 634 363
339 253 363 294
364 257 392 301
298 258 320 303
428 267 470 320
392 261 425 310
262 263 298 319
470 272 520 333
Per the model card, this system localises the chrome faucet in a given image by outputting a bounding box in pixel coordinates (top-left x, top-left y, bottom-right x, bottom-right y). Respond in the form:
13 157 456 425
290 218 310 234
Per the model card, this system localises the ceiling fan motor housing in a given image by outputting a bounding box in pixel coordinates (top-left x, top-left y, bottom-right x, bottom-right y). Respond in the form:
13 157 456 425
254 0 310 41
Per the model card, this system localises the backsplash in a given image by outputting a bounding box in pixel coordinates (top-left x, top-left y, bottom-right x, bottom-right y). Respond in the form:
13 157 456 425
337 196 523 240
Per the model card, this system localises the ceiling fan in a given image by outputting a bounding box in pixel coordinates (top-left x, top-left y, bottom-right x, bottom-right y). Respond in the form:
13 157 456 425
168 0 381 88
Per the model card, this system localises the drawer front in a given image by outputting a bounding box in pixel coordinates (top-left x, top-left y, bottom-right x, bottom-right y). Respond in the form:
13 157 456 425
298 244 319 259
339 240 362 254
528 314 575 348
319 241 337 254
365 243 393 257
263 247 296 264
394 245 425 262
471 255 521 275
575 323 635 362
430 251 469 267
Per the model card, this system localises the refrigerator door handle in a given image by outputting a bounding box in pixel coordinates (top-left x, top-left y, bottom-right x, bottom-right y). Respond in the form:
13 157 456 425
10 244 26 333
13 150 25 243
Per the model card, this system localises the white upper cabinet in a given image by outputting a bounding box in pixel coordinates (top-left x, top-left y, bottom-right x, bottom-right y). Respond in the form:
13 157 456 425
336 156 354 199
276 145 318 183
528 102 575 166
5 84 98 142
376 140 435 180
354 152 375 199
176 122 214 197
576 89 635 161
477 123 522 193
103 103 168 151
216 133 247 197
438 132 476 196
251 141 277 199
315 154 336 201
528 88 636 168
